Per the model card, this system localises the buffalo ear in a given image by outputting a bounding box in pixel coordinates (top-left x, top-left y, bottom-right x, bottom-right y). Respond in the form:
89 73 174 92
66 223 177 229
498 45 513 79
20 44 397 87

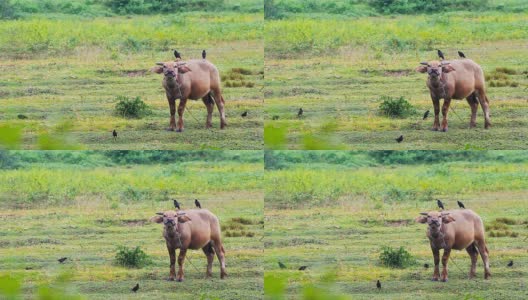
442 65 455 73
178 215 192 223
442 215 456 223
151 66 164 74
149 215 164 223
416 65 428 73
178 65 191 73
415 216 428 224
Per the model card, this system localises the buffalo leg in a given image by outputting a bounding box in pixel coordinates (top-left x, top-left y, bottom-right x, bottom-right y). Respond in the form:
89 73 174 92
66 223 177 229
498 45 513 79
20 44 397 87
432 248 440 281
167 246 176 281
432 97 440 131
212 88 227 129
475 88 491 129
466 243 478 279
176 248 187 282
466 93 479 128
202 242 215 278
167 97 176 131
441 98 452 132
202 95 214 129
441 248 451 282
475 239 491 279
212 239 227 279
176 98 188 132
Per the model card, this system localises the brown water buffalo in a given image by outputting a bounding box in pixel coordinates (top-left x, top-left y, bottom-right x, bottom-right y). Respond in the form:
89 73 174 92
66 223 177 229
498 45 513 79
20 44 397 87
151 59 226 132
415 209 490 282
416 59 491 131
150 209 227 281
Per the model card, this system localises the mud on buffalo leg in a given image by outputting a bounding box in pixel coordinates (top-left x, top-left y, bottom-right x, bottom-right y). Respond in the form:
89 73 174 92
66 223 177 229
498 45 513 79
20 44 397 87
202 242 215 278
466 243 478 279
475 240 491 279
167 97 177 131
475 88 491 129
432 97 441 131
176 248 187 282
211 87 227 129
202 94 214 129
176 98 188 132
441 98 452 132
466 93 479 128
432 248 440 281
211 239 227 279
441 248 451 282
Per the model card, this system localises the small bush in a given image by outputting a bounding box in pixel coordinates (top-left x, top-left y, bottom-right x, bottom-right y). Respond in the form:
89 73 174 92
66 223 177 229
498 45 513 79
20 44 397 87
114 96 151 118
378 96 416 118
114 246 151 268
379 246 415 268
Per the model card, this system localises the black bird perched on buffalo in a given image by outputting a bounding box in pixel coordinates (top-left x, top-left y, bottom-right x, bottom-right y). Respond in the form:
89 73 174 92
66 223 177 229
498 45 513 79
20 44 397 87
458 51 466 58
202 50 206 59
278 261 287 269
174 50 181 60
507 260 513 267
298 108 303 117
195 199 201 209
173 199 180 210
423 110 430 120
437 199 445 210
298 266 307 271
457 200 465 209
58 257 68 263
376 280 381 290
437 49 445 60
112 129 117 140
241 111 248 117
395 135 403 143
131 283 139 293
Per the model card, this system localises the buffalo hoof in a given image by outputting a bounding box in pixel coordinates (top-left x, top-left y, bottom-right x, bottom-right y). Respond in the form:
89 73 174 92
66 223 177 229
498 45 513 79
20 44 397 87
441 278 448 282
166 277 175 281
431 128 439 132
166 127 175 132
441 128 448 132
176 128 183 133
176 278 184 282
484 124 491 129
431 278 439 282
221 273 227 279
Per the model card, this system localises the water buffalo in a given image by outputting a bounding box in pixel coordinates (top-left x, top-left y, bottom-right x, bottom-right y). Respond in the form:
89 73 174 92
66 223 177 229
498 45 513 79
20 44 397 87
416 59 491 131
150 209 227 281
415 209 491 281
151 60 227 132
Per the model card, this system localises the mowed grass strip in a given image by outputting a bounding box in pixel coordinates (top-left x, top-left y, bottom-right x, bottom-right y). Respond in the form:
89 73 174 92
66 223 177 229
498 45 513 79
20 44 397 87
264 159 528 299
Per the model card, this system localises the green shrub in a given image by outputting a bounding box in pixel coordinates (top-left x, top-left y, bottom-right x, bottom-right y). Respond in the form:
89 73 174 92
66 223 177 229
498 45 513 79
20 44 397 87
379 246 415 268
114 246 151 268
378 96 416 118
114 96 151 118
370 0 489 14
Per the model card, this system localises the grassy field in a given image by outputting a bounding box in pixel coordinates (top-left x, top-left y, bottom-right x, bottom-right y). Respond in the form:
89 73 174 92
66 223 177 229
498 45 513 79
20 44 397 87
264 151 528 299
0 151 264 299
0 13 263 150
264 11 528 150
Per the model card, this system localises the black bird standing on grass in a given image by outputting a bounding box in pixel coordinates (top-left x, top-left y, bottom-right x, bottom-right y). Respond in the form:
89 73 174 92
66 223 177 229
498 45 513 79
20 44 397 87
195 199 201 209
507 260 513 267
202 50 206 59
376 280 381 290
437 49 445 60
457 200 465 209
395 135 404 143
278 261 287 269
423 110 430 120
424 263 429 269
437 199 445 210
458 51 466 58
112 129 117 140
173 199 181 210
241 111 248 117
174 50 181 60
131 283 139 293
58 257 67 263
298 266 307 271
298 108 303 117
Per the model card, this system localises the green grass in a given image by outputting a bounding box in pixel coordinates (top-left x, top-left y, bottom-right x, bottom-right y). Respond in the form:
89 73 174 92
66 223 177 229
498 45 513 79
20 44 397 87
264 153 528 299
0 13 263 150
264 12 528 150
0 153 264 299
